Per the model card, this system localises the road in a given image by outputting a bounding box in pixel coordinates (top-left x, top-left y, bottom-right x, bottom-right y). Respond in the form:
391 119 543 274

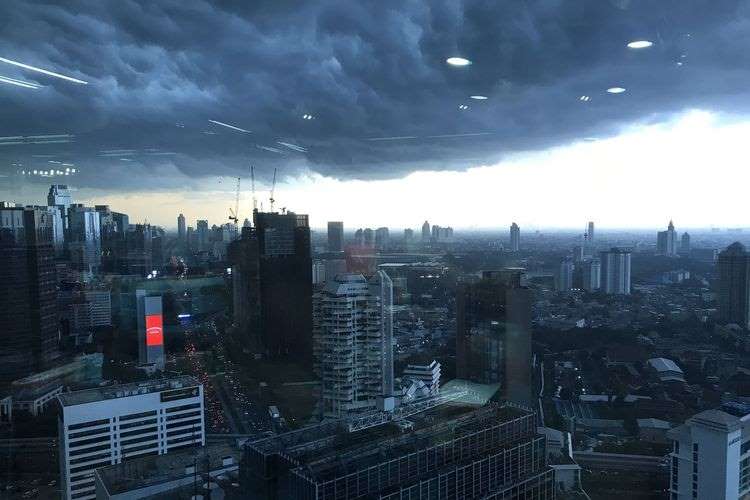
573 451 668 473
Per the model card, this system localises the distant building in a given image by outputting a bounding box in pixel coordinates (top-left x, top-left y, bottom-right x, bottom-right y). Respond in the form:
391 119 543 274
58 376 204 500
456 269 532 405
600 248 631 295
196 219 209 252
582 258 601 291
47 184 73 231
402 360 441 396
667 401 750 500
363 227 374 247
587 221 595 242
657 220 678 256
510 222 520 252
228 211 312 362
0 204 59 382
327 221 343 252
557 258 575 292
312 259 326 285
717 242 750 328
375 226 389 251
313 272 393 418
680 231 691 254
421 220 430 241
68 205 102 278
177 213 186 241
403 228 414 248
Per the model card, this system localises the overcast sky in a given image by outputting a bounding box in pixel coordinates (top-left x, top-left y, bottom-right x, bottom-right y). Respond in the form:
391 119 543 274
1 0 749 229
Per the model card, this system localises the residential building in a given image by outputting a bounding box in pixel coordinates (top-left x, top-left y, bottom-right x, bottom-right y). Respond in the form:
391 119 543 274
57 376 204 500
177 213 186 241
557 258 574 292
600 248 631 295
421 220 430 241
718 242 750 328
313 272 393 418
582 258 601 292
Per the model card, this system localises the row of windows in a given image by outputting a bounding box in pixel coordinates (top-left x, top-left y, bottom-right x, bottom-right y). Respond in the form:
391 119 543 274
167 424 202 438
119 410 157 421
120 417 158 430
165 410 201 421
166 417 202 431
68 418 109 431
120 425 158 438
165 402 201 413
69 433 111 448
121 433 159 447
69 426 111 440
69 443 111 457
70 451 111 466
70 458 111 474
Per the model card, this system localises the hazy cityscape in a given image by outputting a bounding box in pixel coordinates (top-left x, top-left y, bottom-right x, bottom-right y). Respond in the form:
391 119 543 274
2 2 750 500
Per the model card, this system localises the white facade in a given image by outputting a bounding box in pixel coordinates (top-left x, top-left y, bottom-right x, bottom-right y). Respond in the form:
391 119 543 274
313 272 393 418
58 377 204 500
668 405 750 500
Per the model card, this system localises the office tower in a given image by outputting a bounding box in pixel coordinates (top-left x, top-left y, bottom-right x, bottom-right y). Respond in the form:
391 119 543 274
312 259 326 285
573 245 584 262
353 228 364 246
557 258 575 292
0 205 59 382
196 219 209 252
667 401 750 500
48 184 73 230
44 205 65 254
177 213 186 241
363 227 374 247
657 220 678 256
403 228 414 245
681 231 691 254
124 224 153 277
431 224 440 241
374 226 389 250
243 402 555 499
57 376 204 500
717 242 750 328
186 226 195 251
67 205 102 277
228 210 312 361
313 272 393 418
327 221 343 252
582 258 601 292
456 269 532 405
600 248 631 295
587 221 595 242
421 220 430 241
136 290 165 371
510 222 520 252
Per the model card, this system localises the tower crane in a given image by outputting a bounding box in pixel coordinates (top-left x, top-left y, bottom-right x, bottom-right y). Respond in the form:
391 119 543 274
269 167 277 213
250 165 258 212
228 176 240 225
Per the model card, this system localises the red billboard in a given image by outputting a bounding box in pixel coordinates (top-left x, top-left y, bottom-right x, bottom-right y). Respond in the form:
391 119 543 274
145 314 163 346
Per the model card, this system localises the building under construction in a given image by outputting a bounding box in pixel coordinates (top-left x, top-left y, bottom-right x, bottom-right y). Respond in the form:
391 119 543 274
241 401 555 499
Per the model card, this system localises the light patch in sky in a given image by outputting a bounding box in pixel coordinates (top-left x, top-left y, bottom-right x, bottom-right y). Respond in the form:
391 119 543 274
47 110 750 230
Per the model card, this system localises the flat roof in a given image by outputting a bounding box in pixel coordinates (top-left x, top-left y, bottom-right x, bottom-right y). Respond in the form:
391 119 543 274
58 376 199 407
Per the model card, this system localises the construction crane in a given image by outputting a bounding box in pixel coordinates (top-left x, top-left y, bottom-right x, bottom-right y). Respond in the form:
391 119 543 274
250 165 258 212
228 176 240 225
269 167 277 213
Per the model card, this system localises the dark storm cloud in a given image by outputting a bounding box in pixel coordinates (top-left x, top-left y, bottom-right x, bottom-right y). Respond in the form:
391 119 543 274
0 0 749 190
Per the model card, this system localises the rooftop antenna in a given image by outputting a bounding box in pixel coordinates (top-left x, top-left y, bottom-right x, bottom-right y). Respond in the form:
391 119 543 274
250 165 258 212
269 167 277 213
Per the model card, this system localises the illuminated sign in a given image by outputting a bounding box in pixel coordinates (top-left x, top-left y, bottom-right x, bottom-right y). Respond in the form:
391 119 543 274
160 386 199 403
145 314 163 347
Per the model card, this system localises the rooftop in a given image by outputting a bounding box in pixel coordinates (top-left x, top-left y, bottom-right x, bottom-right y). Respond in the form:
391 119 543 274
57 376 199 407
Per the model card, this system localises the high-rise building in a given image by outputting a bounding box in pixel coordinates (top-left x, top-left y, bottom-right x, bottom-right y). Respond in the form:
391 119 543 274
196 219 209 252
667 401 750 500
177 213 186 241
587 221 595 242
600 248 631 295
0 204 59 382
67 205 102 277
374 226 389 251
57 376 204 500
717 242 750 328
363 227 374 247
313 272 393 418
403 228 414 246
456 269 532 405
47 184 73 231
421 220 430 241
243 402 555 499
136 290 165 371
657 220 678 256
557 258 575 292
510 222 520 252
582 258 601 292
680 231 691 255
228 210 312 361
327 221 343 252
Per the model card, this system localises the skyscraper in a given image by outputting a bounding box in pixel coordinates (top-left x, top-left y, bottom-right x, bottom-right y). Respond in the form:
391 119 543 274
600 248 631 295
582 258 601 291
657 220 678 256
587 220 595 242
456 269 532 406
136 290 165 371
196 219 209 252
717 242 750 328
374 226 389 251
313 272 393 418
47 184 73 231
510 222 520 252
326 221 343 252
0 204 59 382
421 220 430 241
177 213 186 241
67 204 102 278
680 231 691 255
363 227 374 247
228 210 312 362
557 258 575 292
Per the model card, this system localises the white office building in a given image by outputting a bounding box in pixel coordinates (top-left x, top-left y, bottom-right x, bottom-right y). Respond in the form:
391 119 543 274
313 272 393 418
58 376 204 500
668 402 750 500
